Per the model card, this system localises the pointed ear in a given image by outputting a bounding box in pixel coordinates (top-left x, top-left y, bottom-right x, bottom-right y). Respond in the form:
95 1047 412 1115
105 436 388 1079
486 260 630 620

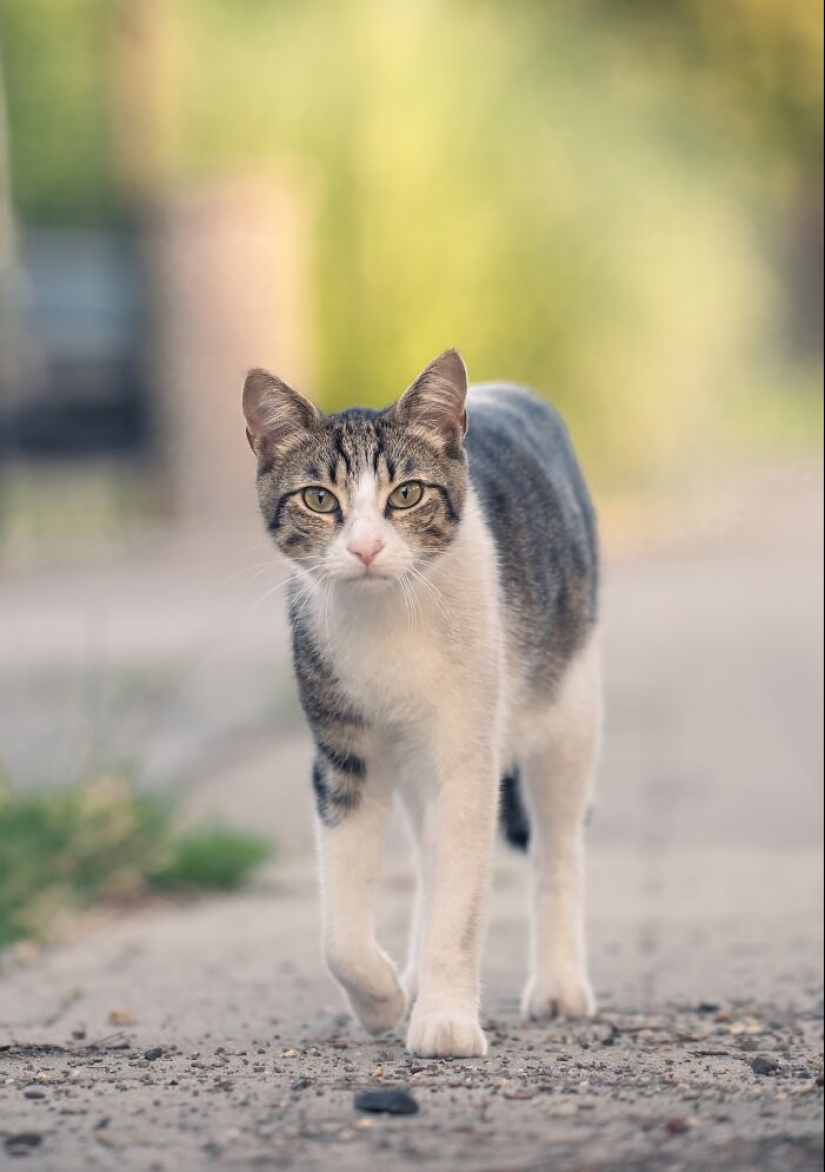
242 368 320 461
395 349 468 447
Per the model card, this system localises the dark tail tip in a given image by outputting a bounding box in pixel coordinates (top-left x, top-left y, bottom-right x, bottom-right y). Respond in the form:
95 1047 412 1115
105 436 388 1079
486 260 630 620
499 771 530 852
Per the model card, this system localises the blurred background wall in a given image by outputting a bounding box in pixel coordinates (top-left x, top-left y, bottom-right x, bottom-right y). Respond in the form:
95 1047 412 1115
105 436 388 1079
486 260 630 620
0 0 821 550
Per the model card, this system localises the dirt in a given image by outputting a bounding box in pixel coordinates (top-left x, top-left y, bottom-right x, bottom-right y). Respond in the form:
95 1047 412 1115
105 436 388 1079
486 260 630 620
1 998 822 1171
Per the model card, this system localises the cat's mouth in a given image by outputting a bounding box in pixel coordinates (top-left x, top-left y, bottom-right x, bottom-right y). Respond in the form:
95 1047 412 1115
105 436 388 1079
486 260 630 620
338 568 398 586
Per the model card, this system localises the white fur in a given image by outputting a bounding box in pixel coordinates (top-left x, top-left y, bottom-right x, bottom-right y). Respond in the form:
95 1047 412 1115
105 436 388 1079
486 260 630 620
295 478 600 1058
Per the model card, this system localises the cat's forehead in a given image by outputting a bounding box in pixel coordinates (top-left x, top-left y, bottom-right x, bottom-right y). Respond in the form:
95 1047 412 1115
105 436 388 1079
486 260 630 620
324 410 386 473
314 409 418 485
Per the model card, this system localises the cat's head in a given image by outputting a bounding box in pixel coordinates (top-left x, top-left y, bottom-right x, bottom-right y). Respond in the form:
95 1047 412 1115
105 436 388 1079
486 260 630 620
242 350 469 585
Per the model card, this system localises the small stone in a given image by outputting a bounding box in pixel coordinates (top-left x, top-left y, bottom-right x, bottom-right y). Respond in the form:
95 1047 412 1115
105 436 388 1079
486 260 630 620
665 1117 690 1134
503 1086 534 1100
789 1081 818 1096
355 1089 419 1115
144 1048 165 1062
108 1010 137 1026
750 1055 782 1077
5 1133 43 1152
23 1089 47 1100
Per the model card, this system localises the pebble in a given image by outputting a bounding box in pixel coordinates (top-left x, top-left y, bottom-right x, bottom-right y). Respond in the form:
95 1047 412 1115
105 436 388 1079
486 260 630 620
5 1133 43 1153
355 1089 419 1115
750 1055 782 1077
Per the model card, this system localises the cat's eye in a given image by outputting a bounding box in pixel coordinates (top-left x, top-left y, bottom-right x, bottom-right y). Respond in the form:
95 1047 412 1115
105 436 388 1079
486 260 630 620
388 481 424 510
302 486 338 514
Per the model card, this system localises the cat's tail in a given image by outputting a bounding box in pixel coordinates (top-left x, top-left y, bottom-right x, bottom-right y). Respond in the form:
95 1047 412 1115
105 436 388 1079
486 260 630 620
499 770 530 852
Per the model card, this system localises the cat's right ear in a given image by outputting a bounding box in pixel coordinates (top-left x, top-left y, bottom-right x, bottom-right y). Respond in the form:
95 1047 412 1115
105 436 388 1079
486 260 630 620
242 369 320 462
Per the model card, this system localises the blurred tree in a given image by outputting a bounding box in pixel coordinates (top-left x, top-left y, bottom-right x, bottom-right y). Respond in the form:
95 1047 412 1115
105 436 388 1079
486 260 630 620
0 45 22 408
0 0 119 225
583 0 823 183
0 0 820 482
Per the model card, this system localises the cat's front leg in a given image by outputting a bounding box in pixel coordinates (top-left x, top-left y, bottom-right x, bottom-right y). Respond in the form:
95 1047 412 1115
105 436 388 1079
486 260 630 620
315 759 406 1036
404 740 499 1058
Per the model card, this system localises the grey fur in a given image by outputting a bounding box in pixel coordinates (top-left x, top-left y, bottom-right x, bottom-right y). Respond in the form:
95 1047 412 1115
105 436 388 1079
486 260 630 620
466 383 599 696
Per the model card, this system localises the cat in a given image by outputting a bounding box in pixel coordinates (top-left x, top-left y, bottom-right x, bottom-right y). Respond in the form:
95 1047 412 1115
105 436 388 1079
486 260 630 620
242 349 601 1058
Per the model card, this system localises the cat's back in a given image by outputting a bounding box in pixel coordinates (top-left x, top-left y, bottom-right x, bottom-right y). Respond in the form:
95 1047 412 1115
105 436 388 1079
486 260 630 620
464 382 599 689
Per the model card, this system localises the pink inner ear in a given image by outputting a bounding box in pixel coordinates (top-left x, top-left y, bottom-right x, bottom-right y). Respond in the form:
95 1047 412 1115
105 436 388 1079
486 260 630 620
242 369 319 455
397 350 468 441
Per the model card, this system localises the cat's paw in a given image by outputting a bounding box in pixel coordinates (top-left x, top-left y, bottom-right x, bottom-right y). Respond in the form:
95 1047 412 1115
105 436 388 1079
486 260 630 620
521 973 596 1021
327 945 407 1036
348 980 407 1037
406 1011 488 1058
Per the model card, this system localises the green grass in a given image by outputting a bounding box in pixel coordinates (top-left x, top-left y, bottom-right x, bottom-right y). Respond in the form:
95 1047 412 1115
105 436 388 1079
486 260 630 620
0 776 273 949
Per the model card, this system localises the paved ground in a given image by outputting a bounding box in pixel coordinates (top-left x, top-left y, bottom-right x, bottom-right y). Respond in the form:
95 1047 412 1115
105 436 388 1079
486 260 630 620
0 465 823 1171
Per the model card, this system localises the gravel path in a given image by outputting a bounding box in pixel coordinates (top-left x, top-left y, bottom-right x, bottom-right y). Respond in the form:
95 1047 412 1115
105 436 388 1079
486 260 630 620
0 465 822 1171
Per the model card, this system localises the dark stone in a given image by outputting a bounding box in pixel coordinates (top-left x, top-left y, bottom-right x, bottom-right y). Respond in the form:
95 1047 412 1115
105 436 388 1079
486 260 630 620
355 1089 419 1116
5 1133 43 1152
750 1054 782 1077
144 1048 165 1062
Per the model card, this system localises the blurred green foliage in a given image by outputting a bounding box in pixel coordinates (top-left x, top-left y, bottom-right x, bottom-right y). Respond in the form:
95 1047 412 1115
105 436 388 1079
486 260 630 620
0 0 821 482
151 825 273 893
0 0 117 224
0 775 273 948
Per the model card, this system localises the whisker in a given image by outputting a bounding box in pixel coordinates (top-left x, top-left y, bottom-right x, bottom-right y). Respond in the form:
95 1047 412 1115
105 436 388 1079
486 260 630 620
407 566 451 622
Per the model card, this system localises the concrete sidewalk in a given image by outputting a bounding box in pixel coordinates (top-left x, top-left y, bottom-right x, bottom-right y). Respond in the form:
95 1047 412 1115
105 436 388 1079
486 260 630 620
0 465 822 1171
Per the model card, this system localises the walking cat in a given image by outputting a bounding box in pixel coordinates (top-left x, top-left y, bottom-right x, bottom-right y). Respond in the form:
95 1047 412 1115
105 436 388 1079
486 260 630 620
242 350 601 1058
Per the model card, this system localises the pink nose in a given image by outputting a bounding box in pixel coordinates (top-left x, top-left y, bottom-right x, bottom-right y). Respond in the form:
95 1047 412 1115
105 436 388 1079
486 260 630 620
347 536 384 567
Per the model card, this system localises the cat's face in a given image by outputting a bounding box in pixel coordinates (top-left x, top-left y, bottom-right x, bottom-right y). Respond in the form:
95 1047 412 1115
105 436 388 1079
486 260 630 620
243 350 469 585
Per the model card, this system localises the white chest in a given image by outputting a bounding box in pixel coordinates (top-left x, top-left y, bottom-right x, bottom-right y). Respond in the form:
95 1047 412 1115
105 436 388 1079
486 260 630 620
322 594 452 721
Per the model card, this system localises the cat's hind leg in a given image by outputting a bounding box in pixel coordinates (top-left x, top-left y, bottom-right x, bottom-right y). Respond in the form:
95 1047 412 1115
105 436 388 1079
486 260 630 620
520 634 601 1021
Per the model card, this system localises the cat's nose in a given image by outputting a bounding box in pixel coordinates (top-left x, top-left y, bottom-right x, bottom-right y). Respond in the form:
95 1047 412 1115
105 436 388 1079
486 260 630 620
347 536 385 567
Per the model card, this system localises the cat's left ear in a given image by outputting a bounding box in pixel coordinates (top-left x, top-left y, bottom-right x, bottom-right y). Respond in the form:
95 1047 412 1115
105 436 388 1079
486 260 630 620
395 349 468 448
242 368 320 462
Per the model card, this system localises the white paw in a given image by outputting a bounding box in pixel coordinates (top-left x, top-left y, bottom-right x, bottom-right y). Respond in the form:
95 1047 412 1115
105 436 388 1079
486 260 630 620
521 973 596 1021
406 1011 488 1058
327 946 407 1036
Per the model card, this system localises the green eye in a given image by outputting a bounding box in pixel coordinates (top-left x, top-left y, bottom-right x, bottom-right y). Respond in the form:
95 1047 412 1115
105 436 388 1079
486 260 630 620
302 486 338 514
388 481 423 510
